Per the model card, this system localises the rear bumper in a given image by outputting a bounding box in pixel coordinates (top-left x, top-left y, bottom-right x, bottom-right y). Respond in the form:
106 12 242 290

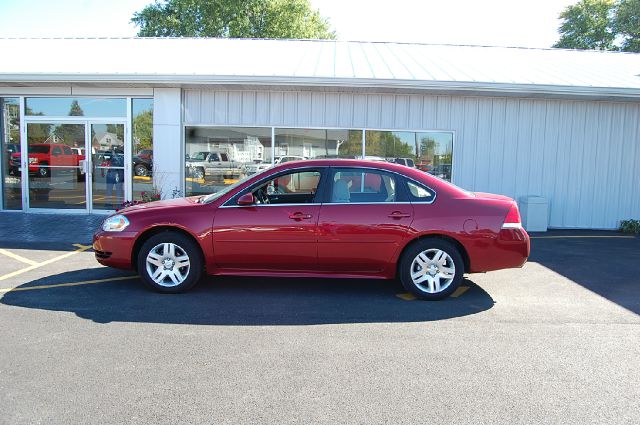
470 227 530 272
92 231 137 270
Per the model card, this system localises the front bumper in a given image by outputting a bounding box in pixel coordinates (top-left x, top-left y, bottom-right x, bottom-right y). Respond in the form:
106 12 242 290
92 230 138 270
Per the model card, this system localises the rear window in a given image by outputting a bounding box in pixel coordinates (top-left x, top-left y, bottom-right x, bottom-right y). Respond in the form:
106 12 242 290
406 180 435 202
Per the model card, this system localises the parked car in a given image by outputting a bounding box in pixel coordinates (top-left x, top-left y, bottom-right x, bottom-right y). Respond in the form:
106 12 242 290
430 164 452 181
94 159 530 300
133 153 153 177
10 143 85 178
391 157 416 168
186 150 242 180
243 155 307 175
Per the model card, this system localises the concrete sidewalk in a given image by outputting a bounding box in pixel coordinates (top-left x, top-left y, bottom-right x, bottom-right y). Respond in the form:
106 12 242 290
0 212 104 245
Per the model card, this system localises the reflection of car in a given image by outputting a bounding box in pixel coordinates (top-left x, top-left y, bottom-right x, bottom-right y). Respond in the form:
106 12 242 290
5 143 19 170
391 158 415 168
186 150 242 180
243 156 307 175
133 152 153 177
95 159 530 300
10 143 85 178
430 164 452 181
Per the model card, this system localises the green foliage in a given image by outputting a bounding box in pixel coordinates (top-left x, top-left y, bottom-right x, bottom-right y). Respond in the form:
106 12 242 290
133 109 153 150
68 100 84 116
554 0 617 50
620 219 640 233
614 0 640 51
554 0 640 52
132 0 336 39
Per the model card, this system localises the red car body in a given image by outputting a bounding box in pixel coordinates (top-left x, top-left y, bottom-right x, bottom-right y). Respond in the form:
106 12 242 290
94 160 529 289
10 143 85 174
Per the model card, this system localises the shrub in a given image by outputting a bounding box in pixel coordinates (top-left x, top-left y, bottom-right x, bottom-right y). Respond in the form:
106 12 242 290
620 219 640 234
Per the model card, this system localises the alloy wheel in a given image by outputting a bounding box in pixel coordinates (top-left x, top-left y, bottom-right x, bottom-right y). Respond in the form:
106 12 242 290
410 248 456 294
145 242 191 287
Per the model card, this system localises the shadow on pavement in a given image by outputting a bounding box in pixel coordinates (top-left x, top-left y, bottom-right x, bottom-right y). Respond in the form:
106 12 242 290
1 271 494 325
529 232 640 315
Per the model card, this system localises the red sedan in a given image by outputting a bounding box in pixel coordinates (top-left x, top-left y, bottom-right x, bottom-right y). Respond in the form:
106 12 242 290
94 159 529 300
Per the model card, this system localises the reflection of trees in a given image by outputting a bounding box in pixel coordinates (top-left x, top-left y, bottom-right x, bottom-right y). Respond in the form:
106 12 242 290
106 124 125 143
335 131 364 157
133 109 153 151
366 131 415 158
53 124 84 147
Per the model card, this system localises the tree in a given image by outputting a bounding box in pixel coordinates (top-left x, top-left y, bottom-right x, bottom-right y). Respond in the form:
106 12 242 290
131 0 336 39
68 100 84 116
554 0 617 50
133 109 153 151
614 0 640 51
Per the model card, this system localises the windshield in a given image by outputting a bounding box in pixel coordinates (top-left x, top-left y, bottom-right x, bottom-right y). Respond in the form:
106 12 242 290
201 168 270 204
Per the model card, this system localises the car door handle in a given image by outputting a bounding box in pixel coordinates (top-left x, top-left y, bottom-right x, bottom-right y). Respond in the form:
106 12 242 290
289 212 313 220
388 211 411 219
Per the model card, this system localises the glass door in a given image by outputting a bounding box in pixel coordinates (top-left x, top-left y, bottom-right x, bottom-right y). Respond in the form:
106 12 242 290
25 122 87 210
89 123 125 211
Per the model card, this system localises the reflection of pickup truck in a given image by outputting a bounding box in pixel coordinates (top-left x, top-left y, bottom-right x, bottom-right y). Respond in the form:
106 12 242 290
243 155 306 175
10 143 85 178
186 151 242 180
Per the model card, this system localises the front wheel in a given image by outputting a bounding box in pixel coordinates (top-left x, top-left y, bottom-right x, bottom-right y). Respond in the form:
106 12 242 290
398 239 464 300
137 232 203 293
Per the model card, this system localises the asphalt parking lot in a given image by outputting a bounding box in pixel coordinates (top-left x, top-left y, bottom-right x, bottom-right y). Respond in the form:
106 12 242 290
0 215 638 424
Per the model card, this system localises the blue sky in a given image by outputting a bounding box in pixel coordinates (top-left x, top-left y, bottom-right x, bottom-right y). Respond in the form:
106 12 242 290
0 0 575 48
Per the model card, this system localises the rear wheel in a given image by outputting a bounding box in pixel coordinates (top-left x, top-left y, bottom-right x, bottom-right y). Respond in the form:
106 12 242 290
137 232 203 293
399 239 464 300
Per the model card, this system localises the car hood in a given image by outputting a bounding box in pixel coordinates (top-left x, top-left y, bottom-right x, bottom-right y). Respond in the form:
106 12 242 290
122 196 201 213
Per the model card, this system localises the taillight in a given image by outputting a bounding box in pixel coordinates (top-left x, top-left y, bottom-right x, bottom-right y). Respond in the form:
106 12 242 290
502 202 522 229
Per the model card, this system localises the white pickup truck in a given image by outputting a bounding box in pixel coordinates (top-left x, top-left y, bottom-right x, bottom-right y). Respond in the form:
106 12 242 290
186 151 243 180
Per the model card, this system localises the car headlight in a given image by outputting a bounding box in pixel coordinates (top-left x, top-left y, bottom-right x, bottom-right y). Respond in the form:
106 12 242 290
102 214 130 232
29 158 38 164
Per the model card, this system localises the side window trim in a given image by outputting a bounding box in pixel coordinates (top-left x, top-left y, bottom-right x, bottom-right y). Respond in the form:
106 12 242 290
404 178 437 204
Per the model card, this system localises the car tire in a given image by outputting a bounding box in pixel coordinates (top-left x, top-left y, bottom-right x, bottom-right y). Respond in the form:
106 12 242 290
137 231 203 294
134 164 148 177
398 238 464 300
38 164 50 178
193 167 205 180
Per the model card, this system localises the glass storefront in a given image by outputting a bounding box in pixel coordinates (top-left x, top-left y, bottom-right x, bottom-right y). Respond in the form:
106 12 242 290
0 97 153 212
184 126 453 198
1 98 21 210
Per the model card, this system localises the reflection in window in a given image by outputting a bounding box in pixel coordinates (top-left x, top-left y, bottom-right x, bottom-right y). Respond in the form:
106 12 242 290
275 128 363 160
184 127 272 197
132 99 154 201
25 98 127 118
1 98 21 210
364 130 453 182
252 171 321 204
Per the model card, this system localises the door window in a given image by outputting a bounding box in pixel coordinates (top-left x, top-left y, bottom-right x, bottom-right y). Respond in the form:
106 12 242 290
329 168 397 203
250 170 321 205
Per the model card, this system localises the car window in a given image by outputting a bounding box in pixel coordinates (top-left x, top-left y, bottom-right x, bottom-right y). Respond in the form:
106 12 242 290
209 153 220 162
220 153 229 162
330 168 396 203
406 180 435 202
52 146 62 156
63 146 72 155
251 170 321 205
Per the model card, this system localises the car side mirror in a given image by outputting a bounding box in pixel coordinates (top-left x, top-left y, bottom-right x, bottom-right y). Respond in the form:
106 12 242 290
237 193 255 206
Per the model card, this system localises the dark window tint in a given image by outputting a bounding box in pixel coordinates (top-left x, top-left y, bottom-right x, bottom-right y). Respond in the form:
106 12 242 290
330 168 397 203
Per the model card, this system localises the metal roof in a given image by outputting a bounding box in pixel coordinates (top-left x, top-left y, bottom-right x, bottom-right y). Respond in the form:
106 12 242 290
1 37 640 98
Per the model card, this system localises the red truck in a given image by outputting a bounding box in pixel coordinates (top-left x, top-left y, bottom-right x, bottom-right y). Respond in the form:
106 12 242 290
10 143 85 178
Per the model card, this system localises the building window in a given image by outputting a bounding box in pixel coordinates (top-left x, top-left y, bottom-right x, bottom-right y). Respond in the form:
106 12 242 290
364 130 453 182
25 97 127 118
184 126 272 197
275 128 363 160
132 99 154 200
1 98 21 210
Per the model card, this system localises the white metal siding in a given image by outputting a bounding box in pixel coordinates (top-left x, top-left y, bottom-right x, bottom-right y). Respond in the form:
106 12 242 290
183 89 640 229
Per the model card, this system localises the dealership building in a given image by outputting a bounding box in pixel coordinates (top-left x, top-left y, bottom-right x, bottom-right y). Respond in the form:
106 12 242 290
1 37 639 229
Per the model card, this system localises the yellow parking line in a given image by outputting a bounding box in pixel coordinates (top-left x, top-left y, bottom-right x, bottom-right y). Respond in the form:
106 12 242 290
396 292 417 301
0 244 92 282
451 286 470 297
0 249 39 266
530 235 635 239
0 275 138 293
